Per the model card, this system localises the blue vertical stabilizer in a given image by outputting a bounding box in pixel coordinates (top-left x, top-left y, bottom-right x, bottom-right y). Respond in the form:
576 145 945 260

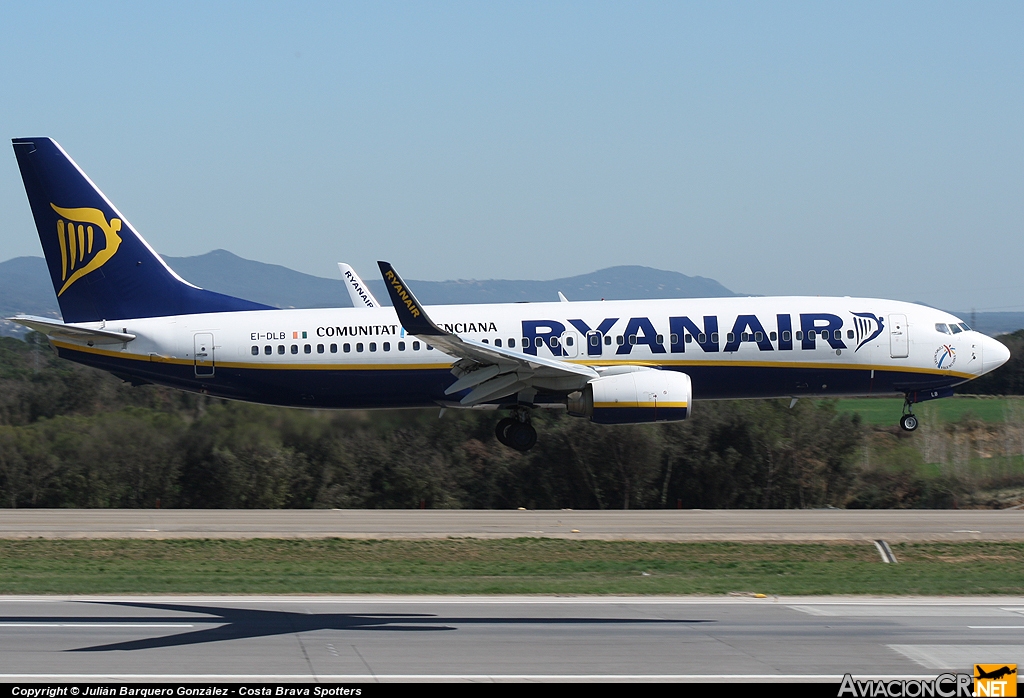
12 138 274 323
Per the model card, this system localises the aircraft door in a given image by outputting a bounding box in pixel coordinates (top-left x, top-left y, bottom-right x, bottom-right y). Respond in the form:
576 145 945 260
194 333 215 376
889 315 909 359
560 331 580 358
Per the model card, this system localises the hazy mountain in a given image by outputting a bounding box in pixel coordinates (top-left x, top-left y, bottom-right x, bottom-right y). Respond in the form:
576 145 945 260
0 250 738 336
2 250 1019 337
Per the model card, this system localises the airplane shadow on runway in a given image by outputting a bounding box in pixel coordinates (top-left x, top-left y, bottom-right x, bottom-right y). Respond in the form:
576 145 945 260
0 602 715 652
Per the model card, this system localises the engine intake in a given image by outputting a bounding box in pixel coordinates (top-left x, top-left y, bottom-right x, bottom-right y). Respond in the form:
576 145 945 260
567 369 692 424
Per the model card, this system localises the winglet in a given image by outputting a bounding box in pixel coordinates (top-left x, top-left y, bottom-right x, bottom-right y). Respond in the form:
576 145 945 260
338 262 380 308
377 261 447 336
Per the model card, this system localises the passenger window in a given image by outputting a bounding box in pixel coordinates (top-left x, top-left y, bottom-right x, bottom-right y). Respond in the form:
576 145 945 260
427 345 433 350
741 332 749 342
783 331 791 341
413 341 420 350
343 343 351 353
357 343 364 352
769 332 777 341
330 343 337 353
304 344 311 354
278 345 285 355
265 345 272 355
251 346 259 356
398 341 405 351
317 344 324 354
482 339 489 344
847 330 855 339
808 330 816 340
670 334 679 344
754 332 763 342
565 336 573 346
370 342 378 352
383 342 390 351
535 337 543 348
290 345 298 354
509 338 516 348
616 336 624 346
727 333 735 343
522 337 529 347
656 334 663 344
710 333 718 343
495 339 502 347
590 333 600 346
628 335 637 345
795 331 803 341
684 334 692 344
549 337 558 348
604 335 612 345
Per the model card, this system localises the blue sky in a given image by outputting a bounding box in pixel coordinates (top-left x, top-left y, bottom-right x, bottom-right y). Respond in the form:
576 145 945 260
2 2 1022 311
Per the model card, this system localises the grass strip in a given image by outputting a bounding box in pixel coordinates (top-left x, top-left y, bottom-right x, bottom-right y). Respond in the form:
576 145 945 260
0 539 1022 595
832 395 1024 425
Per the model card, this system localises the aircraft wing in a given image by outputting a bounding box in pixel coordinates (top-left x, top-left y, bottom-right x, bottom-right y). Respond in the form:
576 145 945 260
377 262 597 405
8 314 136 344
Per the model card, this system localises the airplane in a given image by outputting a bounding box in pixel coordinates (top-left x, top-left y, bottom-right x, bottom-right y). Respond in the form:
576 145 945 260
8 137 1012 451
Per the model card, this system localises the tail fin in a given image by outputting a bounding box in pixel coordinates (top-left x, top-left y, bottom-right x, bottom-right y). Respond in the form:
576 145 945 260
12 138 273 323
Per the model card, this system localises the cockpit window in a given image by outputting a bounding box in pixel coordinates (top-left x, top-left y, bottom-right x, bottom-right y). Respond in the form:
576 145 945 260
949 324 962 334
959 323 971 332
935 323 951 334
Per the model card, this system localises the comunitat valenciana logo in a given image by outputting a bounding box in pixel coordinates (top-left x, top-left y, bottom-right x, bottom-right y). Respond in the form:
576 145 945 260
935 344 957 369
838 664 1017 697
50 203 122 296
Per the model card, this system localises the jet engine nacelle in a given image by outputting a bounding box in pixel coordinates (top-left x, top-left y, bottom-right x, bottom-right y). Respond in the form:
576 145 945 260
567 368 692 425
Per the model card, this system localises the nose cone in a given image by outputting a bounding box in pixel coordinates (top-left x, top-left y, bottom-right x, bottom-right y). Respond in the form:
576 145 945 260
982 335 1011 375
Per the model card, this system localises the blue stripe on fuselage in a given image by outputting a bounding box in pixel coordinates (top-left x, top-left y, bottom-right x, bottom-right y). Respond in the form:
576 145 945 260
56 345 965 409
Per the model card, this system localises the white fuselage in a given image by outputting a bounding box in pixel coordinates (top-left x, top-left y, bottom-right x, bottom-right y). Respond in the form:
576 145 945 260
49 295 1008 410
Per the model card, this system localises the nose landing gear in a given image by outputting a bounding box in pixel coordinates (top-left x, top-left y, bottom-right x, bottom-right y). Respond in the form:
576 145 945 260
900 397 919 432
899 413 919 431
495 406 537 452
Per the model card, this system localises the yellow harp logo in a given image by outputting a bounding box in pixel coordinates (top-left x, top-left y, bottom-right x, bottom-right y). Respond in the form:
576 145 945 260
50 204 123 296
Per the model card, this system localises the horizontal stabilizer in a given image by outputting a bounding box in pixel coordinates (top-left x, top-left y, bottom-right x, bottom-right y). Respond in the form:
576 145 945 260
8 314 135 344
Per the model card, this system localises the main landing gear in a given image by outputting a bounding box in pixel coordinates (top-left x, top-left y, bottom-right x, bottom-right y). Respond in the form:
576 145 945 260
495 407 537 452
900 397 919 432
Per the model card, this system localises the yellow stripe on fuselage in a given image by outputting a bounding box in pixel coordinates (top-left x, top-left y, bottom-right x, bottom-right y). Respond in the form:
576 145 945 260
594 402 689 409
49 340 974 379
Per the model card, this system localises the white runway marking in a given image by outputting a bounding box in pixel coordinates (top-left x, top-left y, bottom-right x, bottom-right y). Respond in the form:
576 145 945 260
889 645 1024 671
0 623 197 628
0 674 920 683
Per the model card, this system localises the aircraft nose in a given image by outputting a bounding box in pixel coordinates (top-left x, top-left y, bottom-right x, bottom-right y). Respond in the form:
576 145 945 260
982 335 1011 375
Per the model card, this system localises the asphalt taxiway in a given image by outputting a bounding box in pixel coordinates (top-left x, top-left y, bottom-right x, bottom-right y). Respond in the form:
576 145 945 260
0 509 1021 541
0 596 1021 682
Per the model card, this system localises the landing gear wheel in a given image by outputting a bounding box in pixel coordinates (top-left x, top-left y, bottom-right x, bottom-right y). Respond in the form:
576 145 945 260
900 414 919 431
495 417 516 446
505 422 537 452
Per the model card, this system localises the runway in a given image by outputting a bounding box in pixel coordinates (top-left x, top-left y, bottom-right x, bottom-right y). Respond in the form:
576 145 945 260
0 509 1021 541
0 596 1022 682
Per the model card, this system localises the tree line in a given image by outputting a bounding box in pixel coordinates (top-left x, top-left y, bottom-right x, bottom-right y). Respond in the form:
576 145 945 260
0 331 1018 509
